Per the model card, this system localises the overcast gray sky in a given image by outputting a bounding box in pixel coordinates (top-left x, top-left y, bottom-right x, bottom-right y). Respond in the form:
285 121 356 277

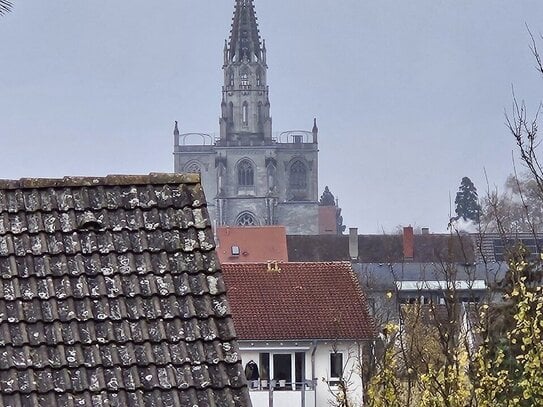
1 1 543 233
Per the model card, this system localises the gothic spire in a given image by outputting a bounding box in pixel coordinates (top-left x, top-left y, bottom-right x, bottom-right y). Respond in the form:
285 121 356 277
173 121 179 136
227 0 263 63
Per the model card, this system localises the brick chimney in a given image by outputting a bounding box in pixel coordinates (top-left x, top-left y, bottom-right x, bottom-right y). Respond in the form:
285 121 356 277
349 228 359 260
403 226 414 261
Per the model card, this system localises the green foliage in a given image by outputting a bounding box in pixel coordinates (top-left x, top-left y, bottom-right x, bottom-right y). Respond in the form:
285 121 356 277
473 247 543 406
454 176 481 223
367 324 404 407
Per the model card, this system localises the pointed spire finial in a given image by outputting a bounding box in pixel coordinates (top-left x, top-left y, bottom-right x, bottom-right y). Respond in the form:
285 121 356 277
312 118 318 143
173 121 179 136
227 0 263 63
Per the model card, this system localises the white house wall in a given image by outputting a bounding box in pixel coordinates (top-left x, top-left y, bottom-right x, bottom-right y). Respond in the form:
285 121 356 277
239 341 365 407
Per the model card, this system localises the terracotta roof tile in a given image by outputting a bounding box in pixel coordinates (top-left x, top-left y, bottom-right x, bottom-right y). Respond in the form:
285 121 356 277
0 174 251 407
216 226 288 263
222 262 376 341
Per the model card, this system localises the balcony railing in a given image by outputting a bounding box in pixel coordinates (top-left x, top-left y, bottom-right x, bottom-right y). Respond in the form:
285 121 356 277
247 379 317 391
248 381 317 407
174 130 315 148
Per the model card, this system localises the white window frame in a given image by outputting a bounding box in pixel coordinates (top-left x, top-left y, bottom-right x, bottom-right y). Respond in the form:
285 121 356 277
329 351 345 387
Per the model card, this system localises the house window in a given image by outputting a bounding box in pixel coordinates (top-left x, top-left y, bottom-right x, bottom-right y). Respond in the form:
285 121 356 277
330 352 344 379
258 351 307 390
259 353 270 382
237 159 254 186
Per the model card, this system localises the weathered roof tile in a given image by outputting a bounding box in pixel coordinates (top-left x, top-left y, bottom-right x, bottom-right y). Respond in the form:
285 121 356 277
0 174 251 406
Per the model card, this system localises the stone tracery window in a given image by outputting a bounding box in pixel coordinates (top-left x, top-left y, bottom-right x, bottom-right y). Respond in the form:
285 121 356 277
242 102 249 125
237 159 254 186
184 161 201 174
236 212 257 226
289 160 307 189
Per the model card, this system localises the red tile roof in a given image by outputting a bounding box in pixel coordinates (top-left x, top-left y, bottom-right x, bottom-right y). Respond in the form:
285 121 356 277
222 262 376 341
216 226 288 263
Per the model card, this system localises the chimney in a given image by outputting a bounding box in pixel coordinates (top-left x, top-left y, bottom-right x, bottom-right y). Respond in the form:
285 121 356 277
349 228 358 260
421 227 429 235
403 226 414 261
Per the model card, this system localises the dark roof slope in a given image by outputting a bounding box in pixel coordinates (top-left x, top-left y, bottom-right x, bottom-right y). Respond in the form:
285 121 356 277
287 234 475 263
222 262 376 341
0 174 251 407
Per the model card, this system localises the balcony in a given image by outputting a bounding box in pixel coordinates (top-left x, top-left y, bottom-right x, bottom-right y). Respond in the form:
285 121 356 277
248 380 316 407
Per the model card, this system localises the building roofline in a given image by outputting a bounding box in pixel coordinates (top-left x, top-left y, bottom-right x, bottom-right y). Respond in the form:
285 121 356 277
0 173 200 189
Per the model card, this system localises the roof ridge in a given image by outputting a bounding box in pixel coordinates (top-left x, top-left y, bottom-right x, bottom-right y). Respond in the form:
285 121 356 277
0 173 200 190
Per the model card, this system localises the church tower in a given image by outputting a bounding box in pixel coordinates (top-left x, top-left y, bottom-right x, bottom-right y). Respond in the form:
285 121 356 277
174 0 321 235
219 0 272 144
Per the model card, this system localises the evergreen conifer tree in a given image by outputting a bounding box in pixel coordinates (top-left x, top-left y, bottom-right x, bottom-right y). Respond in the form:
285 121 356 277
454 176 481 222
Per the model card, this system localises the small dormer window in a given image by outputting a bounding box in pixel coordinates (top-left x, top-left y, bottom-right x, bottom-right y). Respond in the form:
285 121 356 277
231 245 240 256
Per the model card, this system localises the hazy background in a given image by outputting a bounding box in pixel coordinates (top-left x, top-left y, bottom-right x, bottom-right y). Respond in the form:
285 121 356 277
1 1 543 233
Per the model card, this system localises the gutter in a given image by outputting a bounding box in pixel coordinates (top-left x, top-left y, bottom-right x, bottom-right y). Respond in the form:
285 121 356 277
311 340 317 407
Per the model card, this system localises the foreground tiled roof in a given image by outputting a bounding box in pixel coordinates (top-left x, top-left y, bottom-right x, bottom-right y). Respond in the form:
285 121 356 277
221 262 375 341
0 174 251 407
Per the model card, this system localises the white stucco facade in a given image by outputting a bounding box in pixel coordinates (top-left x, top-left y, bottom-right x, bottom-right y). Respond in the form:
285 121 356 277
239 340 367 407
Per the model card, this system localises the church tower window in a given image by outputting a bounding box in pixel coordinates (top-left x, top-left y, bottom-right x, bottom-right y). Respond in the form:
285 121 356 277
229 102 234 122
289 160 307 189
236 212 257 226
242 102 249 125
257 102 263 124
184 161 201 174
241 71 249 87
237 159 254 186
229 70 235 87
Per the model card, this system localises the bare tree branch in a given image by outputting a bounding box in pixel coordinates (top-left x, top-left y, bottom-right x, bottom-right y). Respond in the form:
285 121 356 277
527 25 543 77
0 0 12 16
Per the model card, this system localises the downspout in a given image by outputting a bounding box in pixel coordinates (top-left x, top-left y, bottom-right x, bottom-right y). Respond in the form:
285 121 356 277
311 340 318 407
